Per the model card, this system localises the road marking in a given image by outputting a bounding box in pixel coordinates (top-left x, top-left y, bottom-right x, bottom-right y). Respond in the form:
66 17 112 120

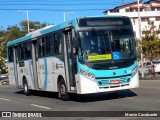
0 98 10 101
31 104 52 110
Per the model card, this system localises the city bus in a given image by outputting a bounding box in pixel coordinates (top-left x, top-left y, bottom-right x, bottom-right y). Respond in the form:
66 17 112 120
7 16 139 100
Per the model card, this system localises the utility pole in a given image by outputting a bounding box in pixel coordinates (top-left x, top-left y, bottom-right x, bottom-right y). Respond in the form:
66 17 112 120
137 0 144 78
17 10 30 33
122 0 124 5
63 12 75 22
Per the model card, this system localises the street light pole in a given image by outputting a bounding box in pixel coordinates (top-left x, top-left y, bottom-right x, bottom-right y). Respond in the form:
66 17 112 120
26 11 29 33
64 13 66 22
17 10 30 33
63 12 74 22
137 0 144 78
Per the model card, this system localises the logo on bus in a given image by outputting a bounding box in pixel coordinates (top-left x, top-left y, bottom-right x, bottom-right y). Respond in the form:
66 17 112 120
112 52 120 60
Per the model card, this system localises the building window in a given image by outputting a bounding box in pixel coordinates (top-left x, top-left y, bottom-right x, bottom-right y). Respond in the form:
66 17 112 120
156 17 160 21
125 9 130 12
133 31 136 37
142 31 150 35
157 8 160 11
156 30 160 34
141 18 149 22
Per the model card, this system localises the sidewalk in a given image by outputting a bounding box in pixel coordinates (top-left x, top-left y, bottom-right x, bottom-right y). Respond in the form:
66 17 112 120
139 74 160 80
0 78 9 85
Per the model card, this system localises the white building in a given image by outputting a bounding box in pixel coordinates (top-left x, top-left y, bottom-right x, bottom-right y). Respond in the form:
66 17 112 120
104 0 160 38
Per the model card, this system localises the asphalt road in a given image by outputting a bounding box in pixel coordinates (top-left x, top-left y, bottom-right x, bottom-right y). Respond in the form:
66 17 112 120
0 80 160 120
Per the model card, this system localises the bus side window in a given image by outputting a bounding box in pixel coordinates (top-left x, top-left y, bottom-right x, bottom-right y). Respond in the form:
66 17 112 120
38 38 46 57
18 43 25 60
45 35 52 56
24 42 31 59
54 32 62 55
8 47 13 62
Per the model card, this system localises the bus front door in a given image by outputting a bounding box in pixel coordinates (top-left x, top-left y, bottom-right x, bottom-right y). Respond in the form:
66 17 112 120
63 29 76 92
13 46 20 88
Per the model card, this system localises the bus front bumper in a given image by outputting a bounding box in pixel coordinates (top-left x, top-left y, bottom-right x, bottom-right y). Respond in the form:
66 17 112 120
75 72 139 94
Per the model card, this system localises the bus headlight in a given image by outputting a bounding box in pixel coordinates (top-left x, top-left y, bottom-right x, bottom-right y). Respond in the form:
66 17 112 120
131 66 138 77
80 69 95 81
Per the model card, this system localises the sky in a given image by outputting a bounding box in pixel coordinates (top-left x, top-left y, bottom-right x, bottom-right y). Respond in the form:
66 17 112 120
0 0 147 29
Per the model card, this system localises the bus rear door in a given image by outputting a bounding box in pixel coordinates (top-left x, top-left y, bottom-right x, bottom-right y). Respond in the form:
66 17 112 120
13 46 21 88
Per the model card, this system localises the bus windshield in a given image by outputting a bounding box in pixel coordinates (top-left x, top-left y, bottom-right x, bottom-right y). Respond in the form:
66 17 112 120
78 29 136 62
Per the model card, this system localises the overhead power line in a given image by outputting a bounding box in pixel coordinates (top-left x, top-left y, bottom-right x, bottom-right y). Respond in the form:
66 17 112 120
0 3 120 6
0 0 126 2
0 8 107 11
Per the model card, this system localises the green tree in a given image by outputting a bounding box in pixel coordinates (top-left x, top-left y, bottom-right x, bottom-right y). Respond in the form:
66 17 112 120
20 20 50 33
141 21 160 61
0 25 24 61
136 21 160 76
0 20 50 61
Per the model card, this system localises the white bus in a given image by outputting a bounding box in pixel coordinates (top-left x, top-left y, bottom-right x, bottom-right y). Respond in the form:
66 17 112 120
7 16 139 100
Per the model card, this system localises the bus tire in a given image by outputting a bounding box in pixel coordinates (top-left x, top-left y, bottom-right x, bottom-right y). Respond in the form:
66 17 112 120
23 78 30 96
58 78 70 101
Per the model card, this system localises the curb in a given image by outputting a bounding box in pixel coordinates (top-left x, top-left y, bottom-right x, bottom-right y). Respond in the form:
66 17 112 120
140 79 160 80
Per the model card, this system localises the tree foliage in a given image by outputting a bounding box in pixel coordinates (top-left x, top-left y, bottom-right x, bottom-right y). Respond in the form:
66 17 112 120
137 21 160 61
20 20 50 32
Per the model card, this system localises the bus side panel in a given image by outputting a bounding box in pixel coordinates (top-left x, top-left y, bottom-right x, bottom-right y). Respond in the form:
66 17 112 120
38 58 45 90
37 57 66 92
26 60 35 90
51 57 66 92
8 63 16 86
18 60 35 90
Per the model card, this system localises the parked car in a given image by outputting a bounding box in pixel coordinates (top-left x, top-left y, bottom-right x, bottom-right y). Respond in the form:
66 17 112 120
152 59 160 74
138 62 152 76
0 74 8 79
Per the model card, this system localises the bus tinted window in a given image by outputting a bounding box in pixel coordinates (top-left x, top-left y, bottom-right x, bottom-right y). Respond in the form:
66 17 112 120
38 34 53 57
54 33 62 55
18 42 31 60
18 43 25 60
39 38 45 57
8 47 13 62
24 42 31 59
45 35 53 56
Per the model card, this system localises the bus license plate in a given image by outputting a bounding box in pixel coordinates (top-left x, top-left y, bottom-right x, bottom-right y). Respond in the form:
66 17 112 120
110 80 120 84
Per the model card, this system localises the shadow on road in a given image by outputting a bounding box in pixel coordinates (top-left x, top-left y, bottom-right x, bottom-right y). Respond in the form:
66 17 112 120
15 89 137 102
70 90 137 102
15 90 58 99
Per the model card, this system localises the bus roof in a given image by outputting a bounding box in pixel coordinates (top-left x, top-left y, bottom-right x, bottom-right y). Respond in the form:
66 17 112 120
7 15 129 46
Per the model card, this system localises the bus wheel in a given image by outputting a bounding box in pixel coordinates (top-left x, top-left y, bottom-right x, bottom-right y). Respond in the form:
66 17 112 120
58 79 70 101
23 79 30 96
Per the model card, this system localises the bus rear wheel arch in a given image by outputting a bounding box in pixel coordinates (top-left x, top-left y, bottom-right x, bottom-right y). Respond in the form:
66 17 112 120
58 77 70 101
23 77 30 96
